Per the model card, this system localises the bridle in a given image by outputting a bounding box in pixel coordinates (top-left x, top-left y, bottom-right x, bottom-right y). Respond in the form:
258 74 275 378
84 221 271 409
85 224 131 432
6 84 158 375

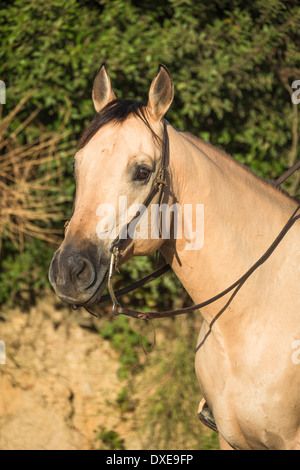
74 120 300 323
73 119 170 317
106 119 169 316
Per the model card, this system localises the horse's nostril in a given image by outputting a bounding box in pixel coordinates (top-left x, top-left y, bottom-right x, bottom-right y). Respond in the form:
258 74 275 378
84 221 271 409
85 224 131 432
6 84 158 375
71 259 86 279
70 257 96 290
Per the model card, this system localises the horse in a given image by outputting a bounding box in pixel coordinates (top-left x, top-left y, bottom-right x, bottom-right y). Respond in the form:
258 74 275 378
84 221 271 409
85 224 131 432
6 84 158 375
49 64 300 450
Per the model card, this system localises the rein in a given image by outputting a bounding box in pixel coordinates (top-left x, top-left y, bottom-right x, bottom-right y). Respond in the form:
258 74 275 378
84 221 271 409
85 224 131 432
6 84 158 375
74 122 300 321
108 203 300 321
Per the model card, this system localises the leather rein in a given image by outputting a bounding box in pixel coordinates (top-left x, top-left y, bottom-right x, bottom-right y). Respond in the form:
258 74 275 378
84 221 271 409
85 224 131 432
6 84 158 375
74 122 300 321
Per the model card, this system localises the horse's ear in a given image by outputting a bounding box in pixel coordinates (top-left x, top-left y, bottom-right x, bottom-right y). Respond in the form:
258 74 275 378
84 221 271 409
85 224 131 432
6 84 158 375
147 65 174 122
92 64 116 113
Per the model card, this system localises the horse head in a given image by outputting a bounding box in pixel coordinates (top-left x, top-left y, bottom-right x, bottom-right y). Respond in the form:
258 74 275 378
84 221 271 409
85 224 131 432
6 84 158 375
49 64 174 307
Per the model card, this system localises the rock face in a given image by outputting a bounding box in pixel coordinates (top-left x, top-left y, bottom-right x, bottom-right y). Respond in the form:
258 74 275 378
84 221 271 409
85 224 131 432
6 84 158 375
0 296 133 450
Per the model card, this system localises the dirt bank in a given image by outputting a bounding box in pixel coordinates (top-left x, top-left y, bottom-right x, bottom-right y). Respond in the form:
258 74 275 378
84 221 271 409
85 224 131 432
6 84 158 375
0 293 216 450
0 295 142 450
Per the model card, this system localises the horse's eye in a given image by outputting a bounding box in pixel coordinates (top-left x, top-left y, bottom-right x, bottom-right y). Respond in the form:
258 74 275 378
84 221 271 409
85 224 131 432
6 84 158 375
136 167 150 181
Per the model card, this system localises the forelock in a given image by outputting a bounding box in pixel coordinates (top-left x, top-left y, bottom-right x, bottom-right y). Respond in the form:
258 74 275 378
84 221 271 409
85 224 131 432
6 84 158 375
77 99 161 150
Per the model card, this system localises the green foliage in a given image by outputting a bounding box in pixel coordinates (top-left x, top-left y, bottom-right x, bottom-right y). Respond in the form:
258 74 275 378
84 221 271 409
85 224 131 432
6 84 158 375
138 316 218 450
99 314 150 378
1 0 299 181
144 318 198 449
115 255 183 311
0 238 54 306
95 426 126 450
116 385 135 414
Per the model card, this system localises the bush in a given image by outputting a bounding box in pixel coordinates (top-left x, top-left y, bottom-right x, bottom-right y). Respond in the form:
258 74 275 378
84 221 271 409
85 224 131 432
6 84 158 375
0 0 299 301
0 96 74 305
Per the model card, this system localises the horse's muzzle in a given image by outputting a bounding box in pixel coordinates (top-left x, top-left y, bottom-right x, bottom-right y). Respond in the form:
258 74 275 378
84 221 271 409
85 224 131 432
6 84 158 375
48 240 108 305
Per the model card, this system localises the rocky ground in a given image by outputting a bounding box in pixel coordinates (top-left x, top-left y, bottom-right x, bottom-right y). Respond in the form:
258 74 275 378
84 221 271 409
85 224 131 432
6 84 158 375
0 295 142 450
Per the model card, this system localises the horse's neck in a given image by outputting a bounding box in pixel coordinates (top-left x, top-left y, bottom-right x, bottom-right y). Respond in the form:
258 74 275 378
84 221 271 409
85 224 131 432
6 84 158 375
161 124 298 322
